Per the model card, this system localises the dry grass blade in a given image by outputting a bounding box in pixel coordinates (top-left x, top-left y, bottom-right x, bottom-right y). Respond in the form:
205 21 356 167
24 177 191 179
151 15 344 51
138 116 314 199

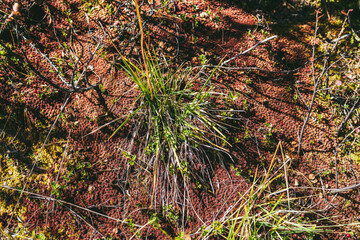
197 142 360 239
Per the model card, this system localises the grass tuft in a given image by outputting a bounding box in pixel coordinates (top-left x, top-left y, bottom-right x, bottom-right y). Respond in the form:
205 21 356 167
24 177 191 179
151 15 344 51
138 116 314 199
114 50 232 212
199 142 360 239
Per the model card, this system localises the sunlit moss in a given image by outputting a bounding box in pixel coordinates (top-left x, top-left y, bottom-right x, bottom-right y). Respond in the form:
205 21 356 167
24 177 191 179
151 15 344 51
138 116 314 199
0 130 65 238
32 144 64 171
0 153 29 238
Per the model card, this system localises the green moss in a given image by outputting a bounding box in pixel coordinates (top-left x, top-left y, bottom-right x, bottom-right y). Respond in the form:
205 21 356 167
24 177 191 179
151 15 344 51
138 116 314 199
0 153 28 237
32 144 64 171
0 122 65 238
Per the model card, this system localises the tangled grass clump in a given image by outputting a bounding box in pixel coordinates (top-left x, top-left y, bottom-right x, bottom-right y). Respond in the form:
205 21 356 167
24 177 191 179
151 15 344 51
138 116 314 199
115 51 233 213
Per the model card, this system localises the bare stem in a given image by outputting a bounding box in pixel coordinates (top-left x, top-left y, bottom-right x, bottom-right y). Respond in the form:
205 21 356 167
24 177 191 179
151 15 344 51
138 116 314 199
297 11 321 155
134 0 153 99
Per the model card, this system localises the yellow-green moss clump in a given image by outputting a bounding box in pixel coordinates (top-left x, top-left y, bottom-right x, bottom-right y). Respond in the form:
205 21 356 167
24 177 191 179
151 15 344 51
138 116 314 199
0 144 29 238
0 134 65 238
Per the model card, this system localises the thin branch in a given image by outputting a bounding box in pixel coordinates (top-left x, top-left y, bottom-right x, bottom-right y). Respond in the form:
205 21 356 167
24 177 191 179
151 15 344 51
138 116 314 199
297 11 349 155
221 35 278 66
23 35 72 87
0 184 137 226
336 97 360 137
328 182 360 194
45 130 72 227
297 10 320 155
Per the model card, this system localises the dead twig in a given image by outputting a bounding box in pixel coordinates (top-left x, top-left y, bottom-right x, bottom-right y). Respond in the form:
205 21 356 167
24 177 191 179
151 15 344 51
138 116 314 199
336 98 360 137
297 10 350 156
44 130 72 227
0 184 136 226
327 183 360 194
297 10 321 155
220 35 278 66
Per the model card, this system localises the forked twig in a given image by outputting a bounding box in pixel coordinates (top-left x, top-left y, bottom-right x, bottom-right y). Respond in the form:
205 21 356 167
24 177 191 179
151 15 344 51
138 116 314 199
336 98 360 137
297 10 350 156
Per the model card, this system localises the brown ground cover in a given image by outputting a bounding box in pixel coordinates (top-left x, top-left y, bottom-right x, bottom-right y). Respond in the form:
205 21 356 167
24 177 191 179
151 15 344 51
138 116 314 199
1 0 360 239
